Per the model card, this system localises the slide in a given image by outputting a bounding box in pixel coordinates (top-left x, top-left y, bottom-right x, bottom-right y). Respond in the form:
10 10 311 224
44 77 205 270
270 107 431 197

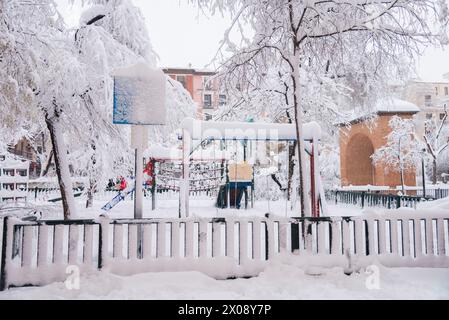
102 186 135 212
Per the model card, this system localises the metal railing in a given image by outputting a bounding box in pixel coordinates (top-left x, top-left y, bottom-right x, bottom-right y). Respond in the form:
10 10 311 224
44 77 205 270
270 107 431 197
326 190 433 209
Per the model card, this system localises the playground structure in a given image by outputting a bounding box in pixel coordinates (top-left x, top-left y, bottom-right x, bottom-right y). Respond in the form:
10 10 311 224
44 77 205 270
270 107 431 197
179 118 327 218
99 117 327 218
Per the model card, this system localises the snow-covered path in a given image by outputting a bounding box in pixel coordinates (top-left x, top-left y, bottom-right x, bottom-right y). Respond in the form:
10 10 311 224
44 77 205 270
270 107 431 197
0 264 448 300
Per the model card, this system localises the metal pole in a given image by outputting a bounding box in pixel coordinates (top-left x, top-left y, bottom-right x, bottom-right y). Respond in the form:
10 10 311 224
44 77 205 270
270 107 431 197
134 147 143 259
422 154 426 198
134 147 143 219
151 159 157 211
180 129 190 218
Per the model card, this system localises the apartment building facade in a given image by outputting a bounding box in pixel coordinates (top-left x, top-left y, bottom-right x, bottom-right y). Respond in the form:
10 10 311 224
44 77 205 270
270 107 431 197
163 68 226 120
399 76 449 137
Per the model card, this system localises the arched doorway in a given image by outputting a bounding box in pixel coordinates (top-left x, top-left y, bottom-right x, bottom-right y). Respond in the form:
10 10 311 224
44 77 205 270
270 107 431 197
346 134 375 186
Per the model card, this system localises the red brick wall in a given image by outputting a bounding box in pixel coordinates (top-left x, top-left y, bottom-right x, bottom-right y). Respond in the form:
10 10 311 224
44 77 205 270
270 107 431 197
340 114 417 188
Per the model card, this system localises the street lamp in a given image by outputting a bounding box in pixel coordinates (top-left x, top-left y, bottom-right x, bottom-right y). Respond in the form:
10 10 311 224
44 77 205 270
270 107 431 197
421 148 427 199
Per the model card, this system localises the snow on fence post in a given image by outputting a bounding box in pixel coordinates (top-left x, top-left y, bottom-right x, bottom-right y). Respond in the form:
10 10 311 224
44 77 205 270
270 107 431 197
342 218 352 256
354 218 365 255
113 224 124 260
38 224 49 267
212 220 222 258
21 226 33 268
53 225 64 265
252 218 261 260
425 218 434 255
143 224 153 259
437 218 446 256
278 220 289 253
390 219 399 255
128 224 138 261
330 218 342 255
83 224 93 266
226 218 235 260
317 221 327 255
157 221 167 258
302 219 312 253
171 221 180 258
68 224 79 265
402 219 411 258
413 219 423 258
239 220 248 265
199 220 208 258
378 219 387 255
185 220 195 259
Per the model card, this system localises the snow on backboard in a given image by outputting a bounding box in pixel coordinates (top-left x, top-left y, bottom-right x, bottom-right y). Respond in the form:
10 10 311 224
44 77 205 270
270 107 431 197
113 63 166 125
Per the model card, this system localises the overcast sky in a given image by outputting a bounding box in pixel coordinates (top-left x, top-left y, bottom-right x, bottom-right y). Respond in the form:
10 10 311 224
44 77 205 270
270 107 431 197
57 0 449 80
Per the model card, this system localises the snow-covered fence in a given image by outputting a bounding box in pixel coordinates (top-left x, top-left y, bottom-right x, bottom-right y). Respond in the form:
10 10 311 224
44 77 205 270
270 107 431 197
326 190 430 209
0 217 102 290
1 213 448 290
416 188 449 200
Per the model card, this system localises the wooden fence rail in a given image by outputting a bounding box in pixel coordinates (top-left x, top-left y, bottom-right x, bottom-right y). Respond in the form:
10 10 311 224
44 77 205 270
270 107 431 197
1 213 448 291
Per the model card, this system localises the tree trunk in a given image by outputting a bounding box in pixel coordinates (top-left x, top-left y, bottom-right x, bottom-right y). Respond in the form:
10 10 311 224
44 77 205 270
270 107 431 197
291 61 311 217
86 141 98 209
432 157 437 185
45 116 77 220
287 141 297 201
41 149 54 177
86 183 94 209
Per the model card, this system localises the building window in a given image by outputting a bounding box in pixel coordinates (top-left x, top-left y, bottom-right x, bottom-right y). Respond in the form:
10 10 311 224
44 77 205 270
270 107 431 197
219 94 227 106
204 114 213 121
445 87 448 96
426 113 433 120
16 169 27 177
3 169 14 177
425 95 432 107
203 94 213 109
203 76 213 91
441 113 446 120
435 87 439 96
176 75 187 89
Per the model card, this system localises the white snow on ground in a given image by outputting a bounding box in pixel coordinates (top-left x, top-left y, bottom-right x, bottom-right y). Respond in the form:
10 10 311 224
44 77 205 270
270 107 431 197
3 194 364 221
0 263 448 300
418 196 449 210
1 194 447 300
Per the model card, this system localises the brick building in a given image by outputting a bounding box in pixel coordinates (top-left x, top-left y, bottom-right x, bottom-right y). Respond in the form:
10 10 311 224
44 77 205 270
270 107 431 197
339 99 420 188
163 67 226 120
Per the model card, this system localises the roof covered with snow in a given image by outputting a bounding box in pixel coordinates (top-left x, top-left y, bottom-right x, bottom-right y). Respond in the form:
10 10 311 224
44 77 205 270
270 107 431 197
144 145 232 161
0 154 29 169
181 118 322 142
338 98 420 126
375 98 421 113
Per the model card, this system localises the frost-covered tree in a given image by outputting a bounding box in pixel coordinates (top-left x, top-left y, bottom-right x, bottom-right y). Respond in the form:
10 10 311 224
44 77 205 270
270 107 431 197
192 0 448 216
71 0 196 207
1 0 83 219
423 108 449 184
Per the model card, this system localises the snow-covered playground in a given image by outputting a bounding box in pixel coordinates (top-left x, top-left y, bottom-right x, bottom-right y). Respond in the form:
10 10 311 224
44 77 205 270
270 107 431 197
2 0 449 302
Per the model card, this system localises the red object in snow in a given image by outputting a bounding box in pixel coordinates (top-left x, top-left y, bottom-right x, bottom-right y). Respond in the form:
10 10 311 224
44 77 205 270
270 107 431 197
119 177 127 191
144 160 155 185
